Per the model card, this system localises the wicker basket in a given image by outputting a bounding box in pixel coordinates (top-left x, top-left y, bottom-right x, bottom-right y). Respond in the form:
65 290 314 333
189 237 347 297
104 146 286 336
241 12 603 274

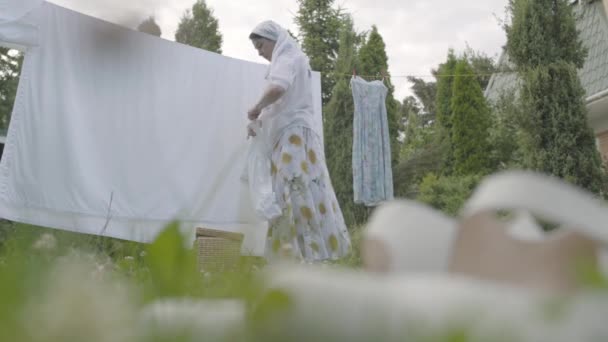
195 227 244 272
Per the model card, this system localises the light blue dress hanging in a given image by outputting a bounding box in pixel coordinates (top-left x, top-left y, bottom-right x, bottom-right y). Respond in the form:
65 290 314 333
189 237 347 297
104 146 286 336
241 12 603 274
351 76 394 206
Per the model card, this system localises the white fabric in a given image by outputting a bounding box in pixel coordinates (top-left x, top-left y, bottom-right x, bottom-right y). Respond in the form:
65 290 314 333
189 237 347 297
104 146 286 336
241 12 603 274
464 171 608 243
241 120 281 221
364 170 608 274
0 2 323 256
251 21 282 42
365 200 457 273
0 0 41 49
263 263 608 341
251 21 315 147
0 0 42 23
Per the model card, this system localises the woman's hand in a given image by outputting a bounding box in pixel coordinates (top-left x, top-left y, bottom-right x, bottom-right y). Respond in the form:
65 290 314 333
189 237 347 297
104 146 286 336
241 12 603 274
248 106 262 121
246 120 261 139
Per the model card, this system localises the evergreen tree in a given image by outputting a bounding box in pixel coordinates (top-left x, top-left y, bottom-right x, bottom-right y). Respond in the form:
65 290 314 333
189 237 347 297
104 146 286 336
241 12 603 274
487 91 525 170
137 16 162 37
395 50 496 196
506 0 605 193
450 59 492 175
357 25 400 168
435 50 458 131
506 0 586 70
324 16 364 226
463 45 497 91
434 50 458 174
295 0 343 104
175 0 222 54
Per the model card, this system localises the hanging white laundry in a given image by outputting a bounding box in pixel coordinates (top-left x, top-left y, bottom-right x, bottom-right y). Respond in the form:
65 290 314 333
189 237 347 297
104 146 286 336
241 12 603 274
0 2 323 256
241 119 282 221
351 76 394 206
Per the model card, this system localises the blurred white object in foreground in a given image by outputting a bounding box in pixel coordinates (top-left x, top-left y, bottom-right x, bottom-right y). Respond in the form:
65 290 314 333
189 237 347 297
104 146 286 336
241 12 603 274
260 263 608 341
362 171 608 293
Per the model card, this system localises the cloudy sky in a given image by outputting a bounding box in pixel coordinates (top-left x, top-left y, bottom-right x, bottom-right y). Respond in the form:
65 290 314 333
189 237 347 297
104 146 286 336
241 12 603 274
49 0 510 100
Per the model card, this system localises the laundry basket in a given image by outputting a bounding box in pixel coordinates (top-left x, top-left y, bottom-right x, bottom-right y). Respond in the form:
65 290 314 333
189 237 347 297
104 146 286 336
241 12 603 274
195 227 244 272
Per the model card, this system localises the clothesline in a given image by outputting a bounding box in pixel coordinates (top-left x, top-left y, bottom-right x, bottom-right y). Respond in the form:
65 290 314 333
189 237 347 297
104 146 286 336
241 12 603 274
2 51 512 80
329 70 514 79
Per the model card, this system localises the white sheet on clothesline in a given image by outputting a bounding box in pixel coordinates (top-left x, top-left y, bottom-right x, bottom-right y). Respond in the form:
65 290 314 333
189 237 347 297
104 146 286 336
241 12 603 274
0 1 323 256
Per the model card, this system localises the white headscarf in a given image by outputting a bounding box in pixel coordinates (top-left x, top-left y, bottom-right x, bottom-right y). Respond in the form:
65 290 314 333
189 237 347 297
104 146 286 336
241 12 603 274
250 20 305 64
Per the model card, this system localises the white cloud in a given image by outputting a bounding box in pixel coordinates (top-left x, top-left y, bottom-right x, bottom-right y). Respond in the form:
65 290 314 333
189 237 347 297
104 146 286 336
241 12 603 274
48 0 509 100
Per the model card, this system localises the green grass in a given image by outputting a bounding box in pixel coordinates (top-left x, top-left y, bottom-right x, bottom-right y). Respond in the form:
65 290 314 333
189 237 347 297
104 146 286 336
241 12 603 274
4 220 601 341
0 221 371 341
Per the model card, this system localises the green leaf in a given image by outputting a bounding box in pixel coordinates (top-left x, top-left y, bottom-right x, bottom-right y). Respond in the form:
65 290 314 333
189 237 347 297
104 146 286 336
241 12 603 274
144 221 199 298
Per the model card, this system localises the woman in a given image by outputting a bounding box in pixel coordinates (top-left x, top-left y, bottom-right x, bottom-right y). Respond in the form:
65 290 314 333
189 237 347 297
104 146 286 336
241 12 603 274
247 20 351 262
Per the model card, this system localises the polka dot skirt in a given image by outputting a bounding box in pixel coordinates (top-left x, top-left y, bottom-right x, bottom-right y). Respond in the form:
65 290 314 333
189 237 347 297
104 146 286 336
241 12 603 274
266 126 351 261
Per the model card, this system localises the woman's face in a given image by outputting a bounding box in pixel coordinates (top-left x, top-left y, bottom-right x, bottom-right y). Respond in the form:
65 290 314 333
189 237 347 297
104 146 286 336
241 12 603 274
252 38 275 62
